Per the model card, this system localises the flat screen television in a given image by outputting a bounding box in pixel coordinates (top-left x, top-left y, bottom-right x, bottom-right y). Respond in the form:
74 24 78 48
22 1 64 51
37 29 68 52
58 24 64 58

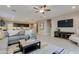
58 19 73 27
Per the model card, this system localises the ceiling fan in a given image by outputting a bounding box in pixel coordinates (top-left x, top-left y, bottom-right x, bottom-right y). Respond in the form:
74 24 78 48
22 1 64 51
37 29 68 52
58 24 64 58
33 5 51 14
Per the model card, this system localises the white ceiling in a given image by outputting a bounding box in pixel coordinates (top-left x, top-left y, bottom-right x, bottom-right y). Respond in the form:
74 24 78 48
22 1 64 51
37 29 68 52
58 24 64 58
0 5 79 22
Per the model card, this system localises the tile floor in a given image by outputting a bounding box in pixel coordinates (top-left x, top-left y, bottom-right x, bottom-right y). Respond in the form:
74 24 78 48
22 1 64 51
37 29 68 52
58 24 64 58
8 35 79 54
36 35 79 54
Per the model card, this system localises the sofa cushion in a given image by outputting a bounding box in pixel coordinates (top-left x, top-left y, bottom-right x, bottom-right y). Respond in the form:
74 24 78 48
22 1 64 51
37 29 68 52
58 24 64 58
7 30 20 36
18 30 25 35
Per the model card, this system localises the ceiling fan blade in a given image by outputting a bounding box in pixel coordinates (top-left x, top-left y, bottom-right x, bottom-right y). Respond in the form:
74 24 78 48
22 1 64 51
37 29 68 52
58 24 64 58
45 9 51 11
40 5 46 8
42 12 45 14
33 7 39 10
34 11 39 13
43 5 46 8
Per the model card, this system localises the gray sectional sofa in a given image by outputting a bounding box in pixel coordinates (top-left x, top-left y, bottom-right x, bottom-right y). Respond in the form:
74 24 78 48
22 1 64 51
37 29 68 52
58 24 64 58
7 30 37 45
8 35 28 45
0 29 37 54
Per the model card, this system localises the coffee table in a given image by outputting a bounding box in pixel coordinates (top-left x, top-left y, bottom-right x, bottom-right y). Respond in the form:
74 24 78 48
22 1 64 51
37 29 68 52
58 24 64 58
19 40 41 54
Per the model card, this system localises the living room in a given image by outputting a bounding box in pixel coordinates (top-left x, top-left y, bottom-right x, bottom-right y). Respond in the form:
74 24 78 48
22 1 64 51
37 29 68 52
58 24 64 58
0 5 79 54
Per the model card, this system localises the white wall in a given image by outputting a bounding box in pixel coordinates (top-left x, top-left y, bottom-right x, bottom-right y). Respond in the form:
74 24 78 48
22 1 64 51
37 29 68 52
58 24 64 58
51 11 79 36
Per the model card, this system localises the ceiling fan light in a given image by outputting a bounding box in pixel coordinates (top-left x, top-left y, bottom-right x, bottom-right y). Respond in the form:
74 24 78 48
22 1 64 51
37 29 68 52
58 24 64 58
40 9 44 13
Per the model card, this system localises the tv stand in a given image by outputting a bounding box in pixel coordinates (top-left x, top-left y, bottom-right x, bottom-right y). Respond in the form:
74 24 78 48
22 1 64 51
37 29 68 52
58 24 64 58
54 31 74 39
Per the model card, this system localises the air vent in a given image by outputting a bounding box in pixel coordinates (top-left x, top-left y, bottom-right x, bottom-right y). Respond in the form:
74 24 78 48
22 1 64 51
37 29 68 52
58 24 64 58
12 9 16 13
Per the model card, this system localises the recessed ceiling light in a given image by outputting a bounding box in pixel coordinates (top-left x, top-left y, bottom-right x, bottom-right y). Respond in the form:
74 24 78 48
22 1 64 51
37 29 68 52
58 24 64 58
6 5 11 8
72 6 76 9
